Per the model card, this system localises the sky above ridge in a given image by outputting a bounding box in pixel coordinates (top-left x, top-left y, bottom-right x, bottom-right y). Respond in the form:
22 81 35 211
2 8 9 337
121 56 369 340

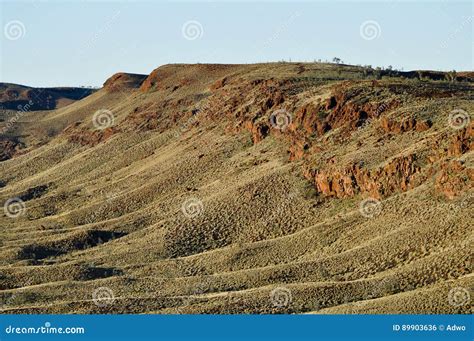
1 0 472 87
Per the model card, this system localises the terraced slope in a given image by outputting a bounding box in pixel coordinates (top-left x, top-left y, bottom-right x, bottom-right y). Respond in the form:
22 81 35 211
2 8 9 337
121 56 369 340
0 63 472 314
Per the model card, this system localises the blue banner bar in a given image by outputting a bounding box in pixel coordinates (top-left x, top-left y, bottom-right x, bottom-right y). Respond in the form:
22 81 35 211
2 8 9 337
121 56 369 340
0 314 472 340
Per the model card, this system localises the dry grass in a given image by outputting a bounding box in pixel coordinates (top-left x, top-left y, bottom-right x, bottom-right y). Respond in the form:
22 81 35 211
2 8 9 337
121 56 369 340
0 63 472 314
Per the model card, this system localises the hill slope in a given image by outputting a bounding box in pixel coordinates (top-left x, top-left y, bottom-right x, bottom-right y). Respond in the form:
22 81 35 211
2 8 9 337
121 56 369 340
0 63 472 314
0 83 96 111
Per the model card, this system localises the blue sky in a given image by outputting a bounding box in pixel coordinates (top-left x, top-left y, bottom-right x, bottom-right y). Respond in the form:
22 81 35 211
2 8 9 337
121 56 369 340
0 0 472 87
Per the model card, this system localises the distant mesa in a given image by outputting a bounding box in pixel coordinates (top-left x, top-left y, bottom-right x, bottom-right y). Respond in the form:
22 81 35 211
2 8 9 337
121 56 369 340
0 83 96 111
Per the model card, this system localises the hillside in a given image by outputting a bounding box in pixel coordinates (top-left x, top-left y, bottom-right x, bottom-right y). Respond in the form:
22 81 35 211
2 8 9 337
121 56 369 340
0 83 96 111
0 63 472 314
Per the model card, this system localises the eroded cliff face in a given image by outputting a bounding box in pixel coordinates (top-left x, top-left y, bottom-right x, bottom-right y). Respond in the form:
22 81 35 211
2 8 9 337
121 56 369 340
447 123 474 157
302 154 425 199
5 64 472 201
435 159 474 199
123 66 474 200
228 79 471 200
202 78 473 200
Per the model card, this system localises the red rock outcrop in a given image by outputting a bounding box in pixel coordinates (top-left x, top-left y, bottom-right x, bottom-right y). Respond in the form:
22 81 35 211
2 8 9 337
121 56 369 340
448 122 474 157
380 117 432 134
435 160 474 199
242 120 270 144
292 102 330 136
83 66 473 202
288 138 311 161
304 154 423 199
290 85 401 141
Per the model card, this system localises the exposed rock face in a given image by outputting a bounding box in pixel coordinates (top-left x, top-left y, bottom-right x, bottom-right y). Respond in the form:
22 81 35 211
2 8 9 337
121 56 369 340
289 84 401 143
195 79 471 201
288 138 311 161
304 154 423 199
448 122 474 157
435 160 474 199
380 117 432 134
293 103 331 136
51 65 474 202
431 122 474 199
244 121 270 144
